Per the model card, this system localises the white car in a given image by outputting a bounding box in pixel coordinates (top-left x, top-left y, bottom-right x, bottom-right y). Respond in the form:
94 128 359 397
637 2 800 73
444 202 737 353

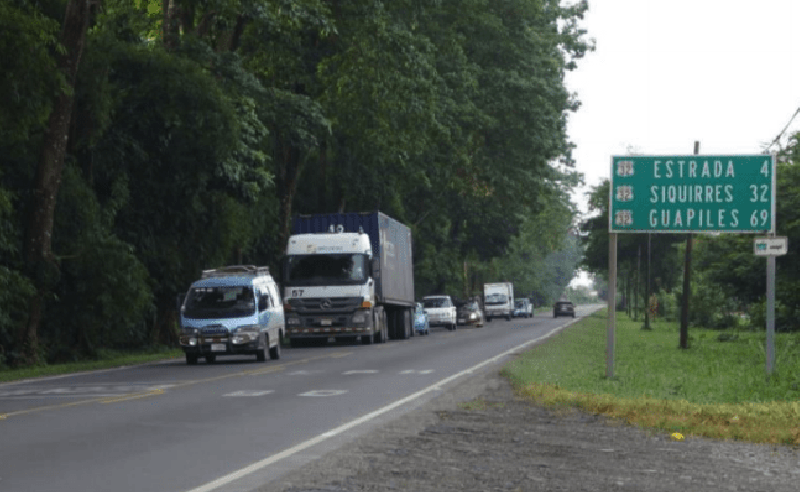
422 295 457 331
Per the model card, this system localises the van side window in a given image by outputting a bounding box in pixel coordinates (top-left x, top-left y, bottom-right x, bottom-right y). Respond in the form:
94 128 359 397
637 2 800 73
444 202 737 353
259 294 270 312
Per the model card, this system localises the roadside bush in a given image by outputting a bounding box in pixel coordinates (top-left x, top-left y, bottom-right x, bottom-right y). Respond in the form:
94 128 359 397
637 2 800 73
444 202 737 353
748 299 794 333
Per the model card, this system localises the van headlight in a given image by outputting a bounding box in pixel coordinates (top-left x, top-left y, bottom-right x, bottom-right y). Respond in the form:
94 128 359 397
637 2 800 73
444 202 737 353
232 325 259 344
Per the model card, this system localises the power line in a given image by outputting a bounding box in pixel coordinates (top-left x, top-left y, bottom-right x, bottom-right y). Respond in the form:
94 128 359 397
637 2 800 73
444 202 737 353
768 107 800 150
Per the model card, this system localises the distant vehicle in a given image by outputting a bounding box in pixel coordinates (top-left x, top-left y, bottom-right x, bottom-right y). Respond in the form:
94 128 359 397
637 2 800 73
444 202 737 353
484 282 514 322
513 298 532 318
414 302 430 335
553 301 576 318
423 295 457 331
457 300 484 327
283 212 415 346
179 265 284 365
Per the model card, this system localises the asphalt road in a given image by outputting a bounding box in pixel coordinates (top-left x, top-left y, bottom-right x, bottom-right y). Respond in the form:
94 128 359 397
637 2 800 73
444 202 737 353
0 304 603 492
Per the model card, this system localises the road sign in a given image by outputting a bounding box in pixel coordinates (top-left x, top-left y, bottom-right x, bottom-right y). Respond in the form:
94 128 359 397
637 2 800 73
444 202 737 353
754 237 788 256
609 155 776 233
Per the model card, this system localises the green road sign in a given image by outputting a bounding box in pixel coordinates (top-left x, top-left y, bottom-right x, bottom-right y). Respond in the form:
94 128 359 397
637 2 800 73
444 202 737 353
609 155 776 233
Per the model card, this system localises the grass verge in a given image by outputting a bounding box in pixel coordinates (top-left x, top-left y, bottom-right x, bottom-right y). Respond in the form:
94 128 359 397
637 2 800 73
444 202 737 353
0 348 183 383
502 309 800 445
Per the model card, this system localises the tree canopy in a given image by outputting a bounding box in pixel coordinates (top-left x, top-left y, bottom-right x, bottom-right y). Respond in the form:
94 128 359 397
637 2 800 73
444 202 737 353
0 0 592 366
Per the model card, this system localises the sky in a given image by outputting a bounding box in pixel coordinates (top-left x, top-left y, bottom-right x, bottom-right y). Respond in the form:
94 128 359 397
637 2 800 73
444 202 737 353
567 0 800 287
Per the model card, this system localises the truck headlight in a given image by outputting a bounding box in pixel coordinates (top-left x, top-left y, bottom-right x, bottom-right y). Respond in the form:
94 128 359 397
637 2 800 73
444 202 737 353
470 313 477 319
287 316 301 325
352 314 366 323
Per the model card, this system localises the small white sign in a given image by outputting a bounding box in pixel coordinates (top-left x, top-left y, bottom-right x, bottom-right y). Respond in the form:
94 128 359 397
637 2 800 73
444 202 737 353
754 237 788 256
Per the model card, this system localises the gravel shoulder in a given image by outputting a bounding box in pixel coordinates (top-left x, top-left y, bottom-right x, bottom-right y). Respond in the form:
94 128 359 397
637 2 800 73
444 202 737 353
257 356 800 492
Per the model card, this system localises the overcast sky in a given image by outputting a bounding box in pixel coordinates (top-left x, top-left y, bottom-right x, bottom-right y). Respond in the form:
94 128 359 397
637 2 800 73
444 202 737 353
567 0 800 215
565 0 800 286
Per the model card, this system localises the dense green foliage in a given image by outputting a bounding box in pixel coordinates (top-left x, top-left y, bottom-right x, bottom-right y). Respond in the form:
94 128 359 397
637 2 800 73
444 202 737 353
0 0 591 366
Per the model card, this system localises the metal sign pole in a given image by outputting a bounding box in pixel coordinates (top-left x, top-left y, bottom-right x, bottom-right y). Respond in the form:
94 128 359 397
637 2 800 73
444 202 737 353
607 233 617 379
766 252 775 376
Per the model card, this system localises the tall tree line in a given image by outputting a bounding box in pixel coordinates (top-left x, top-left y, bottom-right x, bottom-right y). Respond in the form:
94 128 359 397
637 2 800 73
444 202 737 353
0 0 591 366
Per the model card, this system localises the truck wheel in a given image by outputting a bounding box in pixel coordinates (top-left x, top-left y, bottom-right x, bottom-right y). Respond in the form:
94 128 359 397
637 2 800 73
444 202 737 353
205 354 216 364
269 337 281 359
186 353 198 365
506 315 511 321
362 333 374 345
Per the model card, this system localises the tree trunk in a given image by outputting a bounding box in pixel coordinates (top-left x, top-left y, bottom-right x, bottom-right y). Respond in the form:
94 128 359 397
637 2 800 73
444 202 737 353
20 0 92 365
276 138 302 254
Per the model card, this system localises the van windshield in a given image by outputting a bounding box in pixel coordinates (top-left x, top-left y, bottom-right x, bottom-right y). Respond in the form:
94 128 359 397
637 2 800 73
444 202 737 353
284 254 367 286
424 298 449 308
184 286 256 319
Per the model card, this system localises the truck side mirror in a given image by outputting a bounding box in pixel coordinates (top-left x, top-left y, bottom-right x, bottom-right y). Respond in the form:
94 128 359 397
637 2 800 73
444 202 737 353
371 257 380 278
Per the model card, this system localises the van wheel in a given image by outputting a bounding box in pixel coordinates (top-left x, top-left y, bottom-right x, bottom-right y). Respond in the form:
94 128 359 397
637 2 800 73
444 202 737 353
186 353 198 365
269 338 281 359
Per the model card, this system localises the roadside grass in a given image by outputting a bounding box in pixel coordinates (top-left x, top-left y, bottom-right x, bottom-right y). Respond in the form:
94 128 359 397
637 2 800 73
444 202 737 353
502 310 800 445
0 348 183 383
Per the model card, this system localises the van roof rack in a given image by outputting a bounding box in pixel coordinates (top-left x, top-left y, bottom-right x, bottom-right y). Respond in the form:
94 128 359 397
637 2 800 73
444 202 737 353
201 265 270 278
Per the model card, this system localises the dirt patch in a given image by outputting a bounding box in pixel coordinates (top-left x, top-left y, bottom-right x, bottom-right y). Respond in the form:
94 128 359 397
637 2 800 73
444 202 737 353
258 367 800 492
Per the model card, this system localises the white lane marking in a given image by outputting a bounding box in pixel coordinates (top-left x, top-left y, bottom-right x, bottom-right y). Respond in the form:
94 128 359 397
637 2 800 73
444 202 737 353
399 370 433 375
342 370 378 375
185 319 578 492
298 390 348 397
223 390 275 397
287 370 321 376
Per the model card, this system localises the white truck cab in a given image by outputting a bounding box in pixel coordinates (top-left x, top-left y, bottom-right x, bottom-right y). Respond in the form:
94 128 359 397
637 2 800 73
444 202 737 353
422 295 457 331
179 265 284 365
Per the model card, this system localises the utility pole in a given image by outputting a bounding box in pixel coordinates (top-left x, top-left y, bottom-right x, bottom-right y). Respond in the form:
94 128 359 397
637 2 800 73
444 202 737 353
679 141 700 349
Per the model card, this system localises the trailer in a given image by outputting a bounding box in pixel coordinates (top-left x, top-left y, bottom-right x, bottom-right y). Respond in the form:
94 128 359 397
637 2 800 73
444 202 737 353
283 212 415 345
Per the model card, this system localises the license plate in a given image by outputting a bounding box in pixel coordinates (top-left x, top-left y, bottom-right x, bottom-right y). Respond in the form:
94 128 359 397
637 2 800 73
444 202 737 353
320 319 332 326
211 343 226 352
458 319 465 323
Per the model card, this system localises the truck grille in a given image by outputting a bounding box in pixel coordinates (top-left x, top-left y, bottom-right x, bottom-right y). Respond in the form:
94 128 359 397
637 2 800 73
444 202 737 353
291 297 363 313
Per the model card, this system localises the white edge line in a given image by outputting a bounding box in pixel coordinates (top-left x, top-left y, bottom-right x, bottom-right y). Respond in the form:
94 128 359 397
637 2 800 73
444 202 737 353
186 315 584 492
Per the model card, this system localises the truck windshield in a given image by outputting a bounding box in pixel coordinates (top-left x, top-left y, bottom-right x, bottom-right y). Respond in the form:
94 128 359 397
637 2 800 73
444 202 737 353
485 294 507 305
285 254 367 286
183 286 256 319
515 301 524 308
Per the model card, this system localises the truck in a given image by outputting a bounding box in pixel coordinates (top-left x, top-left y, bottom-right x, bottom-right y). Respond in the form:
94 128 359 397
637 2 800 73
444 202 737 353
282 212 416 346
483 282 514 322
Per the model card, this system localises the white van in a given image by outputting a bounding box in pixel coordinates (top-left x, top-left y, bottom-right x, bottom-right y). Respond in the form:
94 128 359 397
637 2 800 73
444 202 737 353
179 265 284 365
422 295 457 331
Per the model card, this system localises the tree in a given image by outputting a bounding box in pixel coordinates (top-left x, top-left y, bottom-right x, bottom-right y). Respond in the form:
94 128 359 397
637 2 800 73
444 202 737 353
20 0 93 364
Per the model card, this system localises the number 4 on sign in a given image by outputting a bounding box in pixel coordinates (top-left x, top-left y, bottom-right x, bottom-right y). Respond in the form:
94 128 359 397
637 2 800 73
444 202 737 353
761 160 770 177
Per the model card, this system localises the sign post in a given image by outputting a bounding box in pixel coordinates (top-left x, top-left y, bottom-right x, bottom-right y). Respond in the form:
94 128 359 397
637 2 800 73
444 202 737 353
754 236 787 376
